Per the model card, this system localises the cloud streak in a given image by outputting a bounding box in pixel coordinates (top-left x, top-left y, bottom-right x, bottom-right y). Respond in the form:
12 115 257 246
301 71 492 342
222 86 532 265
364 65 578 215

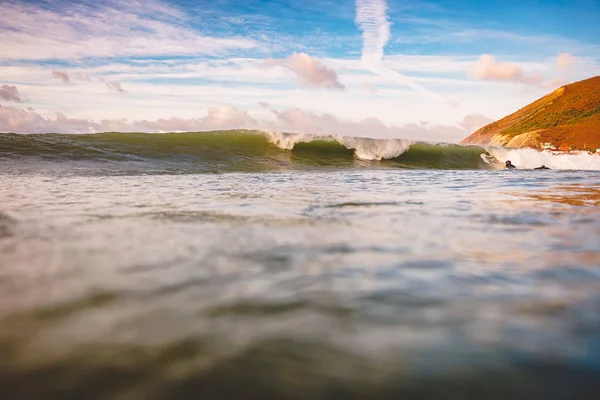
0 85 24 103
266 53 345 90
354 0 445 101
355 0 390 65
0 0 257 61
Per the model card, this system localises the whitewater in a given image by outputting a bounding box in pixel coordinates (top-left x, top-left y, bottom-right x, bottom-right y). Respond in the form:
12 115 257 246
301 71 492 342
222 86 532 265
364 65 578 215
1 129 600 399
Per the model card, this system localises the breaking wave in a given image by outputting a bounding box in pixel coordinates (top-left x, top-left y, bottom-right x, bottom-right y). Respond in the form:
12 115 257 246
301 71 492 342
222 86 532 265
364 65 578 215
1 130 599 172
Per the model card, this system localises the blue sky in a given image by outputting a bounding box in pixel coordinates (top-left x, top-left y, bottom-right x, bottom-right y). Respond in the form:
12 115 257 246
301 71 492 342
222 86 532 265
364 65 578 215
1 0 599 140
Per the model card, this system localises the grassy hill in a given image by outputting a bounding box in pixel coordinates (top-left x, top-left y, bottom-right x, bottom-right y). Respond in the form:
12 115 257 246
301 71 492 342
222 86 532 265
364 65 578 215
461 76 600 150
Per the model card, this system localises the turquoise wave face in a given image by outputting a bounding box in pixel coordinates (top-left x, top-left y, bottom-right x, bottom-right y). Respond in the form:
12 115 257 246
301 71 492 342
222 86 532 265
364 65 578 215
0 130 491 172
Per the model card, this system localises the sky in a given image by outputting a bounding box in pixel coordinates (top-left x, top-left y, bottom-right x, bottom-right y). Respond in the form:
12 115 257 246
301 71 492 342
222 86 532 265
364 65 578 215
1 0 599 141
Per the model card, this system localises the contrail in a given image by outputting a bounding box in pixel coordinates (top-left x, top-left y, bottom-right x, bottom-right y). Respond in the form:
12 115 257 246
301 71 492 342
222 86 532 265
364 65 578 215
355 0 390 66
355 0 446 102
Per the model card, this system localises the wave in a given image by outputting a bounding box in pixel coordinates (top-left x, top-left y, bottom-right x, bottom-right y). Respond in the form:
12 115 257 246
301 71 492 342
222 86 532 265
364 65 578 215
1 130 599 172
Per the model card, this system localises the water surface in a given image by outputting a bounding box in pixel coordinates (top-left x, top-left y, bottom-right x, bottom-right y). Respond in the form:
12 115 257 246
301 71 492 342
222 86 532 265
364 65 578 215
1 161 600 398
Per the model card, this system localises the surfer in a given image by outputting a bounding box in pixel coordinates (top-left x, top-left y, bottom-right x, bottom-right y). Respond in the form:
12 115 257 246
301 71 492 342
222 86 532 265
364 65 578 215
506 160 551 170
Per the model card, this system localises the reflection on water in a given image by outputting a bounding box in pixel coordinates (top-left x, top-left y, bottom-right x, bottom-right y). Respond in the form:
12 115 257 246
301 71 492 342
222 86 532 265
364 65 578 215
520 185 600 207
0 169 599 399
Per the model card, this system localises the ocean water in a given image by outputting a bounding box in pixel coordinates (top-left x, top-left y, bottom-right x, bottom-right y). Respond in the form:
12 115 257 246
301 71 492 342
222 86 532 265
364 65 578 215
1 131 600 399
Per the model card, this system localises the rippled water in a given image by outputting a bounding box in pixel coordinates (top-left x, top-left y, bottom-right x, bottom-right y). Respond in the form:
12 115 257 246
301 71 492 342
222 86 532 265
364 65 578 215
1 167 600 399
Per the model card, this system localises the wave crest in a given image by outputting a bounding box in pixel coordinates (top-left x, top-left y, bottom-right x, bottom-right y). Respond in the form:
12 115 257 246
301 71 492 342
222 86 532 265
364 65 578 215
267 131 412 161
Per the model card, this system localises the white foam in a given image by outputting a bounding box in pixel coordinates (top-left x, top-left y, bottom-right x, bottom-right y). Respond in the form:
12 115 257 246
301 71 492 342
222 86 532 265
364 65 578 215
341 137 412 160
488 147 600 170
265 131 413 161
266 131 328 150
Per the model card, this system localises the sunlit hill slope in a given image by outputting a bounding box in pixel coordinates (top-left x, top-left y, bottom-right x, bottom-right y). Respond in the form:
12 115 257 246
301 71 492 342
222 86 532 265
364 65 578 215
461 76 600 150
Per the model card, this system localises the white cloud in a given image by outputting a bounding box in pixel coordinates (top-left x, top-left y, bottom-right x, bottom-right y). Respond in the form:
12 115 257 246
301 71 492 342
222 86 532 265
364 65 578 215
0 85 25 103
1 105 92 133
0 104 255 134
556 52 576 70
459 113 494 133
0 60 500 129
136 106 259 132
539 53 581 88
51 70 127 95
1 56 559 97
6 52 587 130
544 77 566 89
51 71 71 85
472 54 542 84
361 83 378 93
1 103 468 142
266 53 345 90
52 71 92 85
0 0 257 61
192 105 259 130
